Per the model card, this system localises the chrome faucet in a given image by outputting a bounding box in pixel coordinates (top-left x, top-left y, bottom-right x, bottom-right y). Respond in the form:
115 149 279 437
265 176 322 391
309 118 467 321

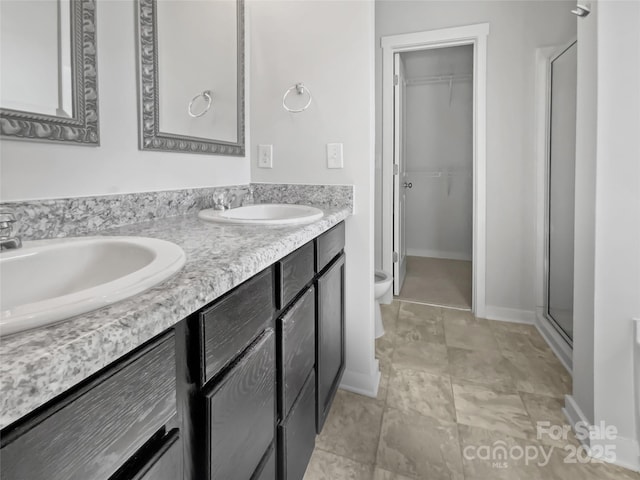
212 197 231 211
0 210 22 250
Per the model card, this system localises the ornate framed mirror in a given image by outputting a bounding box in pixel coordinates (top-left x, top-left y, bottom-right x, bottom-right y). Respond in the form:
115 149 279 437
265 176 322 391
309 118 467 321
0 0 100 145
136 0 245 156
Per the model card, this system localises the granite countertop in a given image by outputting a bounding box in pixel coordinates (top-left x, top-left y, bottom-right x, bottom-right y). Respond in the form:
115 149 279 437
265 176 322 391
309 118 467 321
0 206 350 429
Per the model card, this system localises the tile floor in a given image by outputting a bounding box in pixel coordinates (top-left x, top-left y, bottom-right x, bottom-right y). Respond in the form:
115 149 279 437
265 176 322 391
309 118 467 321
303 301 640 480
397 257 472 309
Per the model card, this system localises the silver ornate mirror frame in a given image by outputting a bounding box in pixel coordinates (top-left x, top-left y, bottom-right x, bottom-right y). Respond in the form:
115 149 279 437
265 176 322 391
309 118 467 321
136 0 245 156
0 0 100 145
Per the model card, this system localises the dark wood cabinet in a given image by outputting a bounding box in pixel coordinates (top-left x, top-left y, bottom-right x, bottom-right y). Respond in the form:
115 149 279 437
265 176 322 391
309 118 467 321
1 221 347 480
278 286 316 420
0 331 178 480
206 329 275 480
315 253 346 433
277 371 317 480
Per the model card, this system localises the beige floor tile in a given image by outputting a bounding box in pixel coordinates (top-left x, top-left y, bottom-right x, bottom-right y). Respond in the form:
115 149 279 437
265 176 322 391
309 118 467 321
396 256 471 309
316 390 384 465
392 340 450 377
387 366 455 422
536 446 634 480
487 319 539 337
376 407 464 480
376 330 397 365
381 301 401 333
503 351 572 398
396 302 445 345
519 392 580 447
442 311 499 352
375 364 391 405
492 327 556 360
303 449 374 480
447 347 517 391
452 382 535 440
457 424 549 480
372 467 416 480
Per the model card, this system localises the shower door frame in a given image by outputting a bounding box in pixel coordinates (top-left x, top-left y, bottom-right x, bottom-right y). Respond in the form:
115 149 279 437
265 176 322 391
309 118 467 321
381 23 489 317
533 41 577 373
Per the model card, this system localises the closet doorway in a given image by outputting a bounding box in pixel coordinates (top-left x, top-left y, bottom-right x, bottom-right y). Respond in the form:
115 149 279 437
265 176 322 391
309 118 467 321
381 24 488 316
395 46 473 309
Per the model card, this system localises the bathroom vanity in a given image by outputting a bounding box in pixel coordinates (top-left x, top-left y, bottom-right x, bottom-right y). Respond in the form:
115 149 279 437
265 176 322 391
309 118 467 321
0 218 346 480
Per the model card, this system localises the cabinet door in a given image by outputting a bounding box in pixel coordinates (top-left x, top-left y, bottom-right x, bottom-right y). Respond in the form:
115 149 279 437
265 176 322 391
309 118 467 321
206 329 275 480
278 371 316 480
315 253 345 433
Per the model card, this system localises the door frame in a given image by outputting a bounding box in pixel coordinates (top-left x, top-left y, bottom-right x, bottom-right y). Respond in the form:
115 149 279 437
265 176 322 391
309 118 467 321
381 23 489 317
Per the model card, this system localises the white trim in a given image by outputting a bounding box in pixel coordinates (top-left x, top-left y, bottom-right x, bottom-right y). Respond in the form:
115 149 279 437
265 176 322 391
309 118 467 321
381 23 489 319
564 395 640 473
484 306 535 324
339 363 381 398
406 248 472 261
535 307 573 374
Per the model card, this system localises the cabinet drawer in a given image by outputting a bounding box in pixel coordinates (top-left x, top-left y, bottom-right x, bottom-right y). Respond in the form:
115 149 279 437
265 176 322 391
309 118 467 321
278 371 316 480
315 222 345 272
200 267 275 384
252 444 276 480
0 332 177 480
279 286 315 419
127 429 182 480
207 329 275 480
278 242 314 309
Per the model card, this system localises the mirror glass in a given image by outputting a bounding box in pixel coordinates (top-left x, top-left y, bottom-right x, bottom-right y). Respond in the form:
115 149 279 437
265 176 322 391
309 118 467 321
0 0 99 145
0 0 73 117
157 0 237 142
137 0 244 156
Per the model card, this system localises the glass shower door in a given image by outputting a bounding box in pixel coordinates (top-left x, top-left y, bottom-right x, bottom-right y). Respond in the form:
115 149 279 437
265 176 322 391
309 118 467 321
546 41 577 341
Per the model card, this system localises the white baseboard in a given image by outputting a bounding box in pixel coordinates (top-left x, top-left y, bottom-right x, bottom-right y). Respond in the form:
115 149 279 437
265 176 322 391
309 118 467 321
339 362 381 398
484 306 535 324
564 395 640 472
534 308 572 373
406 248 472 261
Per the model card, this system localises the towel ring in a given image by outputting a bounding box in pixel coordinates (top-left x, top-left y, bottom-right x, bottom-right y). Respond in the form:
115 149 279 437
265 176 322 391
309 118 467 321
188 90 213 118
282 83 312 113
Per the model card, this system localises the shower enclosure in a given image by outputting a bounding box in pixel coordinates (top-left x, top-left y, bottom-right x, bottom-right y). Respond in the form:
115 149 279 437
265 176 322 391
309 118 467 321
545 40 577 342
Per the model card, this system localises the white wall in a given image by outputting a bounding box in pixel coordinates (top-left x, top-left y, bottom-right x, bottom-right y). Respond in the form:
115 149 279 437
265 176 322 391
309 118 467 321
0 0 249 202
403 47 473 260
570 0 640 471
249 1 378 395
375 1 576 315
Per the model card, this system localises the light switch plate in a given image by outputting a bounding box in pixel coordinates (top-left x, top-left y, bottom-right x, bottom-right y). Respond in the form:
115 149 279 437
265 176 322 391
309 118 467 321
258 144 273 168
327 143 343 169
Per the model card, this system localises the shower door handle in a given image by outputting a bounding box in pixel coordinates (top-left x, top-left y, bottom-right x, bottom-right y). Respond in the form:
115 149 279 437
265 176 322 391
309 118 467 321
403 182 412 189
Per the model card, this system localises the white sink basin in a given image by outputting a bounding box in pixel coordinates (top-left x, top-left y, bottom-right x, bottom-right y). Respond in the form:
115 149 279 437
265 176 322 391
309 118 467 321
198 204 324 225
0 236 186 336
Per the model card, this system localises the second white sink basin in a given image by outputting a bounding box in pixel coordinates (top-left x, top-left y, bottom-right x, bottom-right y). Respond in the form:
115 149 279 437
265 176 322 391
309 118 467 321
198 204 324 225
0 236 186 336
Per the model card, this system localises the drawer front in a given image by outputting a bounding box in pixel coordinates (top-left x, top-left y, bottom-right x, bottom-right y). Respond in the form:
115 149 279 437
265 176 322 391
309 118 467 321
315 222 345 273
278 371 316 480
0 332 177 480
131 429 182 480
252 444 276 480
201 267 275 384
279 286 315 419
278 242 314 309
208 329 275 480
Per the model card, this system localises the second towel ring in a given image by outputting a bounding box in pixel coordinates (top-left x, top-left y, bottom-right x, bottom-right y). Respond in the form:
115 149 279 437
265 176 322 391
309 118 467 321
188 90 213 118
282 83 312 113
